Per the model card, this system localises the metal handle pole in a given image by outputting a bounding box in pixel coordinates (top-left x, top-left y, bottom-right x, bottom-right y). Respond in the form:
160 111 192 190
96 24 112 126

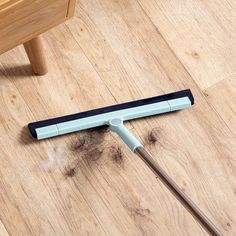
135 146 223 236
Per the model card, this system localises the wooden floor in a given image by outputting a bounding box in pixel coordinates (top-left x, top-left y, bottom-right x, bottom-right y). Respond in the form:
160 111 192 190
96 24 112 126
0 0 236 235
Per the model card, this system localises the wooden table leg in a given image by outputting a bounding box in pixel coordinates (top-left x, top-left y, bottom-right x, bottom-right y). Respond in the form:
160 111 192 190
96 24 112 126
23 36 48 75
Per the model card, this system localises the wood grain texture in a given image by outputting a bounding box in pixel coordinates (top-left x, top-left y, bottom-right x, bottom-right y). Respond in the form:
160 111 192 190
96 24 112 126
0 221 9 236
137 0 236 90
0 0 74 54
66 0 76 18
204 78 236 136
23 36 48 75
0 0 235 235
0 0 19 9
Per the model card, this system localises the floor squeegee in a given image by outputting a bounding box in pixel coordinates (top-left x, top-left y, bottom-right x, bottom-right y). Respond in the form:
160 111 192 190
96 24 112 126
28 89 222 236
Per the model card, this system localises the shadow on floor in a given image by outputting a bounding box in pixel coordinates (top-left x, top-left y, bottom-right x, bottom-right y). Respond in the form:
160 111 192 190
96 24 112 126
0 64 34 78
18 125 36 145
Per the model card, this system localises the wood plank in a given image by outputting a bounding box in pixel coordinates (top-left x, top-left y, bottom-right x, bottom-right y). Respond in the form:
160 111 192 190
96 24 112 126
204 78 236 136
137 0 236 90
0 73 107 235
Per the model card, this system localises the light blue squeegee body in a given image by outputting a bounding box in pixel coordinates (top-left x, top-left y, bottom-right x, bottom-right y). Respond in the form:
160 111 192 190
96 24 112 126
35 96 191 143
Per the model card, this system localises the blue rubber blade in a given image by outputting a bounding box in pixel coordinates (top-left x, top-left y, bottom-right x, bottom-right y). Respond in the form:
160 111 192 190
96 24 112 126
28 89 194 139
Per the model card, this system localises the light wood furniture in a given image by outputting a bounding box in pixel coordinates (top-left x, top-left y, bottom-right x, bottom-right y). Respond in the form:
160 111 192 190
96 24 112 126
0 0 235 235
0 0 76 75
